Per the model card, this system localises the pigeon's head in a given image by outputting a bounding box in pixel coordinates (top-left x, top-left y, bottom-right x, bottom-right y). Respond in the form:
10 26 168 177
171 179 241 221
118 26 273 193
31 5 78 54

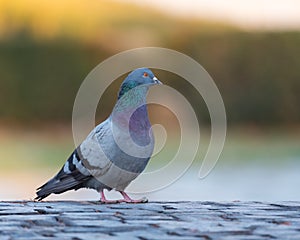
118 68 161 99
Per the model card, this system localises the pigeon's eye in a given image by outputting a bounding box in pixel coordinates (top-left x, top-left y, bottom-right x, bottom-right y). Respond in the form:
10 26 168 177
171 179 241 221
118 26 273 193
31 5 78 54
143 72 149 77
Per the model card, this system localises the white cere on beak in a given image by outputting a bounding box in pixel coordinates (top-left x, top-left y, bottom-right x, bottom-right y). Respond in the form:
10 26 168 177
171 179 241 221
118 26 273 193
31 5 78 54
153 77 162 84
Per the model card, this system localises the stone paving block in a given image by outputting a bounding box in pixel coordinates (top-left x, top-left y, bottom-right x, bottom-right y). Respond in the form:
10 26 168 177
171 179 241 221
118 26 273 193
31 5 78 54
1 201 300 239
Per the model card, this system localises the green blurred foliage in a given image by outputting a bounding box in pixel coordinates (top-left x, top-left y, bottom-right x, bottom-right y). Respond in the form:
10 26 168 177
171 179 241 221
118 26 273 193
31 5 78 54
184 31 300 125
0 32 110 122
0 1 299 126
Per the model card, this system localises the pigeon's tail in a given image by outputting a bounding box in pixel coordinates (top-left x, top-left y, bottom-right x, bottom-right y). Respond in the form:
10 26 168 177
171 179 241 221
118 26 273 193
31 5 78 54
35 171 90 201
35 177 59 201
35 177 77 201
35 177 81 201
35 149 93 201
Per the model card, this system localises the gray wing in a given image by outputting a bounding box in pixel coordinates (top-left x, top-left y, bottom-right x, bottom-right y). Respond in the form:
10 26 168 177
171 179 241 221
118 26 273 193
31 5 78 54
35 119 112 200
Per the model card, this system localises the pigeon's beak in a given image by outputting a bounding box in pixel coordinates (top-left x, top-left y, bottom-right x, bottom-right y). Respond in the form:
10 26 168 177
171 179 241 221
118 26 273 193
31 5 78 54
153 77 162 85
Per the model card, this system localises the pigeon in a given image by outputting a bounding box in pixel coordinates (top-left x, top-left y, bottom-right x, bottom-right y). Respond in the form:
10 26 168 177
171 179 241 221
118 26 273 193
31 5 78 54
35 68 162 203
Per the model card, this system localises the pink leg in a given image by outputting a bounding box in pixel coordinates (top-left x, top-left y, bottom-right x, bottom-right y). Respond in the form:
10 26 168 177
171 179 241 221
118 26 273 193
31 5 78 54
99 190 119 204
119 191 148 203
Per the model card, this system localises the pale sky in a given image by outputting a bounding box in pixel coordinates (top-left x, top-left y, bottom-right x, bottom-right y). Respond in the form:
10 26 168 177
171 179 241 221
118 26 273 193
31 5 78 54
120 0 300 30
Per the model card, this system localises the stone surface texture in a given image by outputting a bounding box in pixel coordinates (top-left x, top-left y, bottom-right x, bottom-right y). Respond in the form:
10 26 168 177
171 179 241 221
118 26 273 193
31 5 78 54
0 201 300 239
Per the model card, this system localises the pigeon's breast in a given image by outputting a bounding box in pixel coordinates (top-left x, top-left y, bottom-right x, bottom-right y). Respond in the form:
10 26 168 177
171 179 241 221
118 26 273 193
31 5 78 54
94 122 154 190
99 121 154 173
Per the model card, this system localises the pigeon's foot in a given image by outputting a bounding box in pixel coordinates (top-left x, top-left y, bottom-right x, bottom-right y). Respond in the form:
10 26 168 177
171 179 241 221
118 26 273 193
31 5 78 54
99 190 148 204
100 198 120 204
99 190 120 204
119 191 148 204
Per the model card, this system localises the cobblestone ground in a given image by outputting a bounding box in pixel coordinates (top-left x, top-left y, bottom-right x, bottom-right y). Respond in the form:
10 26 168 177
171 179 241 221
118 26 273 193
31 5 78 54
0 201 300 239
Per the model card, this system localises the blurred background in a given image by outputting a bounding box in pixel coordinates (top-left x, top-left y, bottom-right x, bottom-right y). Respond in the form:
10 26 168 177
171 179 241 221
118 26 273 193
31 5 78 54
0 0 299 201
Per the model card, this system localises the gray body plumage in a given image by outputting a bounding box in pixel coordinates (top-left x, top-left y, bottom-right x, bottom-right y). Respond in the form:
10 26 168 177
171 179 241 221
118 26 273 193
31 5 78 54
36 68 160 201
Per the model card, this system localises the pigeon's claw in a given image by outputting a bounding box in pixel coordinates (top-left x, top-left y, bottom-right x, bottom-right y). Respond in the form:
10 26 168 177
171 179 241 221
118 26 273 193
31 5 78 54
119 191 148 204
